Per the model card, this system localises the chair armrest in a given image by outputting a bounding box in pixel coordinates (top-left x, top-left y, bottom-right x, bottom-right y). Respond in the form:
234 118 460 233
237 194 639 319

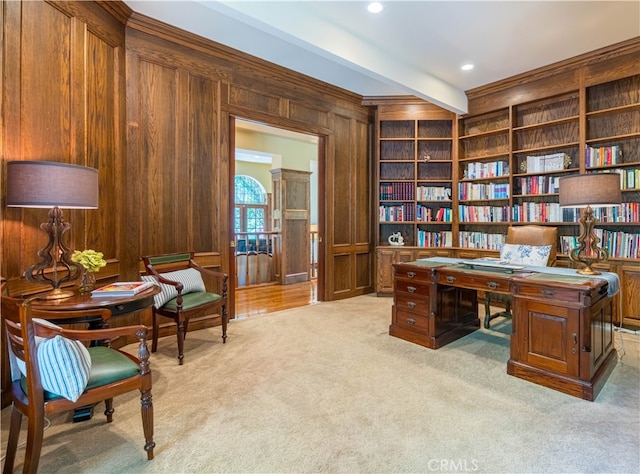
190 260 228 281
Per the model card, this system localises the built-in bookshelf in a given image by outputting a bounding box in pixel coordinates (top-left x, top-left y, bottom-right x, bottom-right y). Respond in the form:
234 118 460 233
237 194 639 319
377 112 454 249
457 108 511 248
583 74 640 260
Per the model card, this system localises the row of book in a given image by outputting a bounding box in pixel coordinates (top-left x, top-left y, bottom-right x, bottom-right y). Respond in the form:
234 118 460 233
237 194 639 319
512 203 564 223
416 186 452 201
592 203 640 223
416 205 452 222
560 230 639 259
463 161 510 179
458 182 510 200
417 230 453 248
379 183 415 200
585 145 621 167
458 205 510 223
523 152 568 173
458 232 506 250
515 175 561 195
379 204 415 222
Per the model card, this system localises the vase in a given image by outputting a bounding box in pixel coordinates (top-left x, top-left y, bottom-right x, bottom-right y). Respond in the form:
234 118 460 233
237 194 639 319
79 270 96 293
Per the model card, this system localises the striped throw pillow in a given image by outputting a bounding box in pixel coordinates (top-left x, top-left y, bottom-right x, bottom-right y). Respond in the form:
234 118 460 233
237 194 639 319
142 268 206 308
17 335 91 402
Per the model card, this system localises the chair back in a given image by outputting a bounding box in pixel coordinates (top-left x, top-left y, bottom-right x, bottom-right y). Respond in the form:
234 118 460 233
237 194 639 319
2 298 42 389
142 252 194 275
507 225 558 266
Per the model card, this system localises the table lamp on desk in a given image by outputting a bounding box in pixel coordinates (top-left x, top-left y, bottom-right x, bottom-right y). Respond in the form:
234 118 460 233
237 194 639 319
558 173 621 275
6 161 99 300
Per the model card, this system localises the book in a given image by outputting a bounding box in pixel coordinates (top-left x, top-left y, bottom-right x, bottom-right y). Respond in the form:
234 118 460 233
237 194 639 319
91 281 154 297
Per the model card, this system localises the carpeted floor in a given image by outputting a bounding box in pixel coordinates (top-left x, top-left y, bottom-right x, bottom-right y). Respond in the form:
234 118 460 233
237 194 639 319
2 294 639 473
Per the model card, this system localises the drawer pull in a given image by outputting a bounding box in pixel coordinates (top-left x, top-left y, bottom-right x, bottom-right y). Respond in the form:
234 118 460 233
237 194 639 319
407 286 417 293
446 276 455 283
543 289 555 296
407 318 416 325
407 302 416 309
487 282 498 290
407 271 416 278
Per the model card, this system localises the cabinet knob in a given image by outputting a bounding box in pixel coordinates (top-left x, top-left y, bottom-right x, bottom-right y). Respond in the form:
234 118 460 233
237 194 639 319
407 286 416 293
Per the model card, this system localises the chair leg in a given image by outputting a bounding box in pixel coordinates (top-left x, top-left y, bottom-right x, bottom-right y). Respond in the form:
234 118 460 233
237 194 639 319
3 407 22 474
23 407 45 474
221 303 228 343
104 398 114 423
140 387 155 460
176 320 185 365
484 295 492 329
151 313 159 353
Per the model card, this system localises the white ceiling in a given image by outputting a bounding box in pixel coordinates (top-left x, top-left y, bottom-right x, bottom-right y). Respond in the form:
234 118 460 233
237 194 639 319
124 1 640 114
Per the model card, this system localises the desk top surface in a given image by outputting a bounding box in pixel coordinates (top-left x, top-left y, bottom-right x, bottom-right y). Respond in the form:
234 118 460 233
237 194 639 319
27 285 160 310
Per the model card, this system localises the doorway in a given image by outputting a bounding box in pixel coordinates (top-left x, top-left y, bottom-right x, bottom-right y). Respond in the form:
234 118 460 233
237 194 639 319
232 118 322 318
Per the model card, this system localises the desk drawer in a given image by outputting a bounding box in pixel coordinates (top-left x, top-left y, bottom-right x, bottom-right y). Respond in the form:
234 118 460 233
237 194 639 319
515 283 584 304
395 279 431 296
395 293 429 314
437 271 511 294
394 308 429 331
394 267 432 282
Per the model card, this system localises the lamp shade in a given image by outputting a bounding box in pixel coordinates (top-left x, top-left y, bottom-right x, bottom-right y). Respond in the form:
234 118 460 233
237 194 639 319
558 173 621 208
6 161 98 209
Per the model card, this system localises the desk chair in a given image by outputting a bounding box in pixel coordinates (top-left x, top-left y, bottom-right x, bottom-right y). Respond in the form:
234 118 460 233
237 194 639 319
484 225 558 328
1 297 154 474
141 252 228 365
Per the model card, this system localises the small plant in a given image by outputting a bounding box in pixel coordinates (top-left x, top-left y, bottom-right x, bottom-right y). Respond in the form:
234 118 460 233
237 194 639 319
72 249 106 273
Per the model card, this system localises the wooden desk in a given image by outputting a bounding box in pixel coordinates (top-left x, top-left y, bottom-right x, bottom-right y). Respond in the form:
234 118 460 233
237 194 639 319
1 286 160 410
390 260 616 401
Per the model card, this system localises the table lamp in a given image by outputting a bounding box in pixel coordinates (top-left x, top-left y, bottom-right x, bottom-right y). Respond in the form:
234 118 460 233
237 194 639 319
559 173 621 275
6 161 99 299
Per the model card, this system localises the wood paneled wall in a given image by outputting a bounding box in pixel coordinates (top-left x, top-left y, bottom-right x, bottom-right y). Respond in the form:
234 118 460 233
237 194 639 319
1 1 374 327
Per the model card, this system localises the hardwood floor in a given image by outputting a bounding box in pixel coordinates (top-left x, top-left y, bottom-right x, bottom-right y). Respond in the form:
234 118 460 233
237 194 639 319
234 280 318 319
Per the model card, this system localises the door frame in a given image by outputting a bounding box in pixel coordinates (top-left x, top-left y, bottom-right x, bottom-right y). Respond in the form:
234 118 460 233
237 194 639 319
228 115 326 317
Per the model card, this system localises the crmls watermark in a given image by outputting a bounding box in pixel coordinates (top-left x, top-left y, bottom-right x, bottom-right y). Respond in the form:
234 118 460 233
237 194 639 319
426 459 480 472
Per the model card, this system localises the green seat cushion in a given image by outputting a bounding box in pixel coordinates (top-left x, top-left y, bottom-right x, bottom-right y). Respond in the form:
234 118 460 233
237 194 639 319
162 292 222 312
22 346 140 402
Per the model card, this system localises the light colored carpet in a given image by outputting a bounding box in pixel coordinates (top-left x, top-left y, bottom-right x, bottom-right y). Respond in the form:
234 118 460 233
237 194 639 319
2 294 639 473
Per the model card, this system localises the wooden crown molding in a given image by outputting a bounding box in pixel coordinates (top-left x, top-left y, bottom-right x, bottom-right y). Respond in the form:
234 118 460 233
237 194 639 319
466 37 640 100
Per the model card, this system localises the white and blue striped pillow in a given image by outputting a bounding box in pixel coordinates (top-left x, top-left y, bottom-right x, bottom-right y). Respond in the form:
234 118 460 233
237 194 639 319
37 336 91 402
15 331 91 402
142 268 206 308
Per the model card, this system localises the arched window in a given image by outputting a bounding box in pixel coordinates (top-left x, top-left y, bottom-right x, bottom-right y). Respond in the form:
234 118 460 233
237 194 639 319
235 175 267 205
234 175 268 234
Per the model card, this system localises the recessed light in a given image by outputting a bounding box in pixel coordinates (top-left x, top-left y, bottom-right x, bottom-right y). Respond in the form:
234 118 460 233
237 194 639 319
368 2 383 14
461 64 474 71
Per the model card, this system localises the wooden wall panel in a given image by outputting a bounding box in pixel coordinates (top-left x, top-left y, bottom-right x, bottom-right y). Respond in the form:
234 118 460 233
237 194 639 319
189 74 220 253
137 60 180 254
2 1 374 311
2 0 126 283
331 114 352 247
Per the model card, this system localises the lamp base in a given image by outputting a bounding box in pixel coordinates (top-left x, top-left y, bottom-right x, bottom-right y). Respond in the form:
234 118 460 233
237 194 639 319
575 266 601 276
39 288 75 300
